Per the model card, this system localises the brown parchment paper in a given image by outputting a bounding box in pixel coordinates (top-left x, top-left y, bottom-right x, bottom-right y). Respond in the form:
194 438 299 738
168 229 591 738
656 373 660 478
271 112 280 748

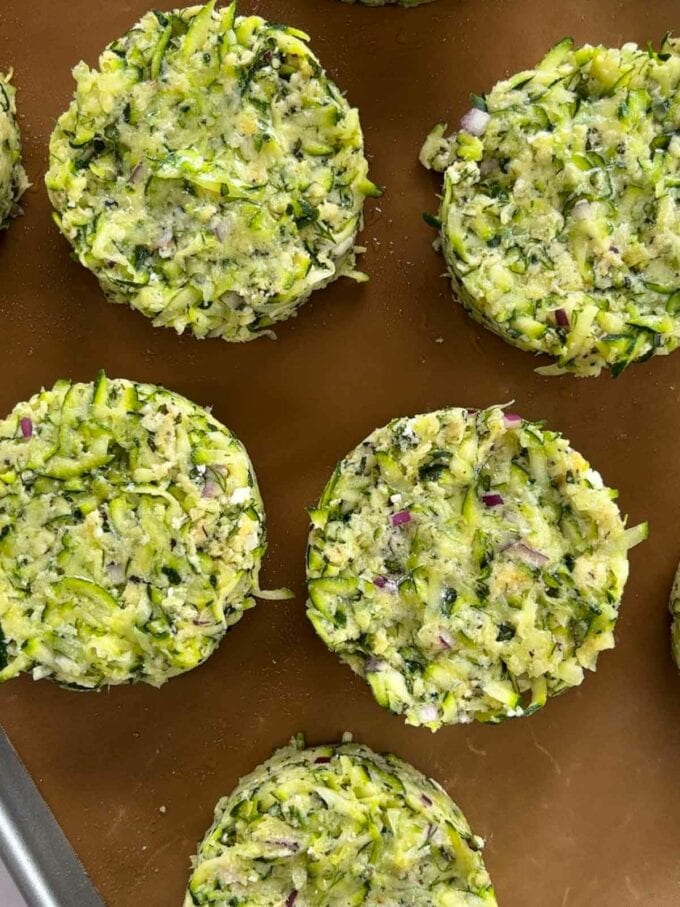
0 0 679 904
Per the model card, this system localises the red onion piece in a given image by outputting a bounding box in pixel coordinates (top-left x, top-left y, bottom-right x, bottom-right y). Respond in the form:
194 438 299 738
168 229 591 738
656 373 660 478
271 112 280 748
504 542 549 567
421 793 433 806
314 756 331 764
482 493 504 507
391 510 412 527
286 893 298 907
202 480 220 499
20 418 33 439
130 163 144 183
373 576 398 593
554 308 570 328
503 413 522 428
154 227 173 251
213 221 228 242
438 634 452 650
460 108 490 136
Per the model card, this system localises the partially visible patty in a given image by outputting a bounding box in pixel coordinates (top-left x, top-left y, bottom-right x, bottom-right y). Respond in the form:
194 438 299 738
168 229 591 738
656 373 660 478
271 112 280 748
0 374 266 688
185 737 496 906
421 37 680 377
0 71 28 228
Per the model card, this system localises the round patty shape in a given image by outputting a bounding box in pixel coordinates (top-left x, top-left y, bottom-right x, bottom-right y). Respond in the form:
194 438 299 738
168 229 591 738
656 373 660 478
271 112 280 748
420 37 680 377
0 71 28 228
306 406 646 729
45 1 380 342
0 374 265 688
185 737 496 906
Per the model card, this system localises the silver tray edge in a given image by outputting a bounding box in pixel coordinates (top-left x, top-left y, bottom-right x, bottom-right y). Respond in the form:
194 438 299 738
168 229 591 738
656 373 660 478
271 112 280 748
0 728 105 907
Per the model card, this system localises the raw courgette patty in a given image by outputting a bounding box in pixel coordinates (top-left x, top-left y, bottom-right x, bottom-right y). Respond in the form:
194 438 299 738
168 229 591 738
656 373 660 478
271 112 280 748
669 565 680 668
185 737 496 906
45 1 379 342
420 37 680 377
0 71 28 229
0 375 266 688
306 406 646 729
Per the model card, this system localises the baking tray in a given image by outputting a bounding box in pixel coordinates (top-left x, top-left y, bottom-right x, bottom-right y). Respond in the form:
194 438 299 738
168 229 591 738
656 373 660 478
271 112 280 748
0 0 679 904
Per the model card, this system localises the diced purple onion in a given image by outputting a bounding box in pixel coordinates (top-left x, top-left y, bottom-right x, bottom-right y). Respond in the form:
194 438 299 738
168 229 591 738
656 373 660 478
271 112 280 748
130 163 144 183
286 893 298 907
373 575 398 593
213 221 228 242
438 634 452 650
421 794 433 806
391 510 412 527
460 108 490 136
202 480 220 499
314 756 331 764
504 542 549 567
20 418 33 439
482 493 504 507
154 227 173 251
503 413 522 428
554 308 570 328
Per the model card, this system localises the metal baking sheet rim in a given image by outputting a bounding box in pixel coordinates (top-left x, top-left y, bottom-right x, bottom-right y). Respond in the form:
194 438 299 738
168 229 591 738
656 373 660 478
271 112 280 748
0 728 104 907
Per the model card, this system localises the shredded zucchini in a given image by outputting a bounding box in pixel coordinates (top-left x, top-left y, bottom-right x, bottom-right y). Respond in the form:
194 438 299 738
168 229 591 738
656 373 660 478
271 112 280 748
0 374 266 688
185 736 496 906
0 70 28 229
306 406 646 728
46 2 380 341
421 37 680 377
669 564 680 669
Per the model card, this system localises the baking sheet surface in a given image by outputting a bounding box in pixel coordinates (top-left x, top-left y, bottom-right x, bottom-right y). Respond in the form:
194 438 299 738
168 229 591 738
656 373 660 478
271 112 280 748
0 0 679 904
